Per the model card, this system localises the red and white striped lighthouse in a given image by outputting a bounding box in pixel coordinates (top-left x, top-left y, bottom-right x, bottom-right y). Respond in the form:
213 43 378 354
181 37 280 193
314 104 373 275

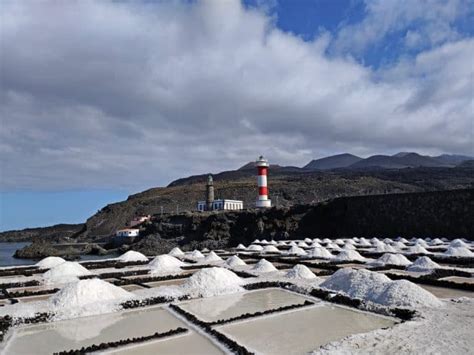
255 155 272 208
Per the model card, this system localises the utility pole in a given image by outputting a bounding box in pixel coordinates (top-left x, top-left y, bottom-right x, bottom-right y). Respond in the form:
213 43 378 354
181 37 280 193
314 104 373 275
160 206 163 218
176 205 179 214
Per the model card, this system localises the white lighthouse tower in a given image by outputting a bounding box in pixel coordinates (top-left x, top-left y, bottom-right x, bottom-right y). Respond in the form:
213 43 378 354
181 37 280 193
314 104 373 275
255 155 271 208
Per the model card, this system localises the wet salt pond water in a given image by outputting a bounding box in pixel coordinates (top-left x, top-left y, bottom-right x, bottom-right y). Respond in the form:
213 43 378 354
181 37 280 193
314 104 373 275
106 332 224 355
1 306 187 354
217 304 397 355
179 288 312 322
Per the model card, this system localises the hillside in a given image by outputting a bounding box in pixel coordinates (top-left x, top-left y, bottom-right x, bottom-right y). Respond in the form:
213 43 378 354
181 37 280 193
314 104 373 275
303 153 362 170
0 224 84 242
70 165 474 241
2 155 474 243
14 188 474 258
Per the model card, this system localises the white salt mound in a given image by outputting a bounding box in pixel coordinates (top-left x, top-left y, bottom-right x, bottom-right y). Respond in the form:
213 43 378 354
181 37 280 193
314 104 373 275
321 268 391 300
204 251 223 263
43 262 92 283
304 238 312 243
36 256 66 269
357 239 372 247
342 243 356 250
430 238 444 245
118 251 148 262
184 267 244 297
321 268 442 308
236 244 247 250
252 259 278 273
311 242 322 248
373 244 397 253
297 241 309 248
247 244 264 252
287 246 307 256
335 250 366 262
407 256 440 272
376 279 442 308
168 247 185 257
50 279 132 309
443 246 473 257
449 239 468 248
149 255 185 273
392 241 406 249
190 250 205 259
415 239 429 247
286 264 316 279
225 255 246 267
262 245 280 253
370 253 412 267
309 247 333 259
407 245 430 254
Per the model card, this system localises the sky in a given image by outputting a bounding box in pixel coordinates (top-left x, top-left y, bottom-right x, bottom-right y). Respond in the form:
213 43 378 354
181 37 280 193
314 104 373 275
0 0 473 231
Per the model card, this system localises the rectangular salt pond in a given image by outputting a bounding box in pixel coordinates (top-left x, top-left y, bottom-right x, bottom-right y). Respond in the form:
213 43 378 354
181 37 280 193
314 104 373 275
106 331 224 355
179 288 312 322
217 305 396 355
1 307 185 355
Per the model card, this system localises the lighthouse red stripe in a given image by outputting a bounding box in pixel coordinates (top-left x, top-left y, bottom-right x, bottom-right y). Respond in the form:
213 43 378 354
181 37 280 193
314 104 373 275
257 167 267 175
259 186 268 195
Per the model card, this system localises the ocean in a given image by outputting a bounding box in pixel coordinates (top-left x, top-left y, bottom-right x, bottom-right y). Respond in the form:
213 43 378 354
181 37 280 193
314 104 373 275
0 242 36 267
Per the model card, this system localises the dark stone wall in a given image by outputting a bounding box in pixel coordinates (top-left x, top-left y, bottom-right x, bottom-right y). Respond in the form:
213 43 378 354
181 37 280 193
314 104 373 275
296 188 474 238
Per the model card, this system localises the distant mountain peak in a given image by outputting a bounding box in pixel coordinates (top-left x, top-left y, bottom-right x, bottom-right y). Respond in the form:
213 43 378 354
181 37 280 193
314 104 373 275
304 153 362 170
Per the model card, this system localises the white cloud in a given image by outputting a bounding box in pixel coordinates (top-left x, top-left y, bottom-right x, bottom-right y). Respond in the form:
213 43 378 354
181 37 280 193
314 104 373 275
331 0 471 54
0 0 472 191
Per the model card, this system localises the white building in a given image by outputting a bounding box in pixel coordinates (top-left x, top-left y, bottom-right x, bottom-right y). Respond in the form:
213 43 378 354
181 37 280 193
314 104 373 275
197 199 243 212
116 228 140 237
